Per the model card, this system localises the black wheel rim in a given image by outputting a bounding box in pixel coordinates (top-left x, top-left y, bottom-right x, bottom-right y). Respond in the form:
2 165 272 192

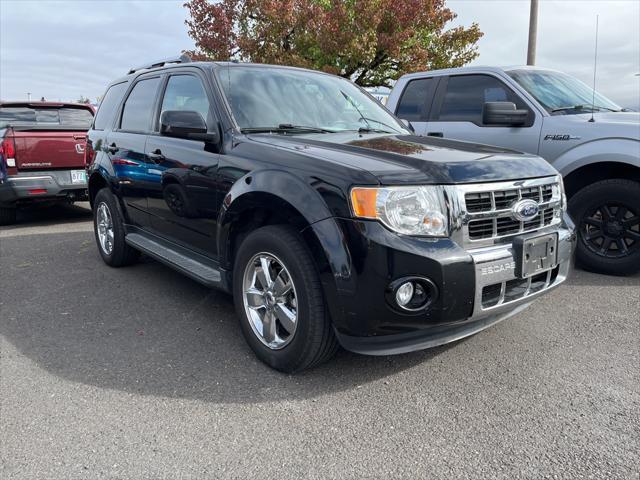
167 191 184 216
581 203 640 259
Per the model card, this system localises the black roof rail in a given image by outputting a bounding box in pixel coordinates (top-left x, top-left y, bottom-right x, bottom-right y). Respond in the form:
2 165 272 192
127 54 192 75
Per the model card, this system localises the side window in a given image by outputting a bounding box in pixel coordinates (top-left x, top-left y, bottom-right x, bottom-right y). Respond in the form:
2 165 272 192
94 82 128 130
160 75 210 125
396 78 432 121
120 77 161 133
437 75 530 126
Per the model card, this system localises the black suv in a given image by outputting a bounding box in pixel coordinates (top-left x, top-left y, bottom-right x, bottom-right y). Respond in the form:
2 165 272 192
87 55 575 372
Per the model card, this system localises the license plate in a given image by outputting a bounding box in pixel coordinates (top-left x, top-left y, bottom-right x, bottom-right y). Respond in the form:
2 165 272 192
71 170 86 184
514 233 558 278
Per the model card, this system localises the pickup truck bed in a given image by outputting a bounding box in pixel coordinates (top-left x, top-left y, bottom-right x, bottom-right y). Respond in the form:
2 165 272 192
0 102 94 224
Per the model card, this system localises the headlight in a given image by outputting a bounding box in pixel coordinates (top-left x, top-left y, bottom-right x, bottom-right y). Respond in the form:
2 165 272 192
350 186 448 236
551 175 567 212
558 175 567 211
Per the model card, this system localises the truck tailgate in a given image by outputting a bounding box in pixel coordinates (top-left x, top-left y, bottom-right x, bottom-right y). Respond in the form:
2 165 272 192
13 130 87 170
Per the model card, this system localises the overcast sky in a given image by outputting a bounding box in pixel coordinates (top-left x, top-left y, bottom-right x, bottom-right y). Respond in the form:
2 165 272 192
1 0 639 108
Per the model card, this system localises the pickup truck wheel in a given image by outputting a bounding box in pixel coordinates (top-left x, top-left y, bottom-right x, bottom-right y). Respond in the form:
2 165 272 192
569 179 640 276
233 225 338 373
93 189 140 267
0 207 17 226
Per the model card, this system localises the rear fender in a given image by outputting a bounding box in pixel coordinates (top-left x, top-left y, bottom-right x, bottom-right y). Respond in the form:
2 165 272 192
87 152 132 223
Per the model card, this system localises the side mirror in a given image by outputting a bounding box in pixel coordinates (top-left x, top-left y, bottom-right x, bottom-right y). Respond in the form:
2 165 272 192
482 102 528 127
160 110 219 143
400 118 415 133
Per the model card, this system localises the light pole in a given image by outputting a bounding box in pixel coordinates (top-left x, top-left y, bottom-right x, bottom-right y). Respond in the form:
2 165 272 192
527 0 539 65
27 92 31 101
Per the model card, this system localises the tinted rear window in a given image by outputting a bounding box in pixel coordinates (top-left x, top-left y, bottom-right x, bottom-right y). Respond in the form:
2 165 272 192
94 81 128 130
120 77 161 132
0 106 94 128
396 78 432 121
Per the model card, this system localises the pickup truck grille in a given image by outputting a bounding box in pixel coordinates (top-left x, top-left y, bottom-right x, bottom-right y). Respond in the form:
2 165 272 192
460 177 562 245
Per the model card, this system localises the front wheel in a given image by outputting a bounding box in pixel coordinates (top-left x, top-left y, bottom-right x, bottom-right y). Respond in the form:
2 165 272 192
569 179 640 276
233 225 338 372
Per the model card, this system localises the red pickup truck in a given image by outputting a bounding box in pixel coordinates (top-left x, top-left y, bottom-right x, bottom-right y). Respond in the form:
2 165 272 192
0 101 95 225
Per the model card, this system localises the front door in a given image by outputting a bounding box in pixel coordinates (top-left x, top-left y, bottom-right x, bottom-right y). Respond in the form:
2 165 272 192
423 74 542 154
145 73 220 257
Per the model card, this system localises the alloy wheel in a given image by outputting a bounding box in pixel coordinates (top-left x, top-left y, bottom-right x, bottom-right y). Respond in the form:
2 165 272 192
242 252 298 349
96 202 115 255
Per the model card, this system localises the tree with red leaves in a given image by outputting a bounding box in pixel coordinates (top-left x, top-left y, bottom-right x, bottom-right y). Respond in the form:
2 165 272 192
184 0 482 87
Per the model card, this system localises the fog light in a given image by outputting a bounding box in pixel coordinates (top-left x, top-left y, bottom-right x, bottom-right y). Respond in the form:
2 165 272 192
387 276 439 312
396 282 414 306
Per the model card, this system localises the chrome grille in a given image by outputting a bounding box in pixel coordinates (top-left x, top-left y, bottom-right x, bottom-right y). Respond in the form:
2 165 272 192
458 176 563 246
481 266 560 309
468 207 556 240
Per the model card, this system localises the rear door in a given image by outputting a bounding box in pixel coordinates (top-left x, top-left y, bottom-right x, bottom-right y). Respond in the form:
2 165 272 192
107 75 162 227
392 76 438 136
145 71 220 256
421 74 542 153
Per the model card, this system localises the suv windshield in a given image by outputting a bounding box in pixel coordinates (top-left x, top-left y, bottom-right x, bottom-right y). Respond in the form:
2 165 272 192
507 69 621 115
215 66 407 134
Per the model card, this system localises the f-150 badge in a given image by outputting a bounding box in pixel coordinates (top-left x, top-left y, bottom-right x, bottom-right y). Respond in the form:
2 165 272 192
544 134 581 141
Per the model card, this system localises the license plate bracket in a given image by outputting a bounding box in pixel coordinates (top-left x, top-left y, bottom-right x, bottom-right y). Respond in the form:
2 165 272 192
513 233 558 278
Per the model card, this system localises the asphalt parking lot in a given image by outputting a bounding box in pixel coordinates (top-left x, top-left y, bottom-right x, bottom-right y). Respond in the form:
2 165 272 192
1 203 638 479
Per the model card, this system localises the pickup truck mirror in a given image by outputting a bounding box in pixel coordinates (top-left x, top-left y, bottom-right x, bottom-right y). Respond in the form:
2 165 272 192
482 102 528 127
160 110 219 144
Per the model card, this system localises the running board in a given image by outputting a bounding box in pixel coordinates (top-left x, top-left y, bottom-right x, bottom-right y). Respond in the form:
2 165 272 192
125 232 224 289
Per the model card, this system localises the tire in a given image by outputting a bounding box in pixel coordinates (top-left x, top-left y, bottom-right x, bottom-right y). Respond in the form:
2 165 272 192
233 225 338 373
0 206 17 226
93 188 140 267
568 179 640 276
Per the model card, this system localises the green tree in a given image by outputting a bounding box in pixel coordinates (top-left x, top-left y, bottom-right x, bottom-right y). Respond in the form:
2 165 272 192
184 0 482 87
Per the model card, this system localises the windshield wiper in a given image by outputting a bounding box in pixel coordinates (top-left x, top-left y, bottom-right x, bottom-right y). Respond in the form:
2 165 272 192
241 125 336 134
357 117 401 133
355 126 394 134
551 104 619 113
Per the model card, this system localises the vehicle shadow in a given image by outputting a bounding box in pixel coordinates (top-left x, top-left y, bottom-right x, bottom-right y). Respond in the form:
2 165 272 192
2 201 92 230
0 231 453 404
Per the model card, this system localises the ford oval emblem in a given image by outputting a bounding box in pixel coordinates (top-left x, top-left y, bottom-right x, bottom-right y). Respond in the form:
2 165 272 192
512 199 540 221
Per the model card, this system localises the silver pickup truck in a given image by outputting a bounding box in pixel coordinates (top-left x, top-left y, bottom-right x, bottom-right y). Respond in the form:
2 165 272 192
387 66 639 275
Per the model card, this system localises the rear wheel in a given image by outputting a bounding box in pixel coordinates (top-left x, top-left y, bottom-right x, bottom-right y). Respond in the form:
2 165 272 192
93 189 140 267
0 206 17 226
569 179 640 275
233 225 338 372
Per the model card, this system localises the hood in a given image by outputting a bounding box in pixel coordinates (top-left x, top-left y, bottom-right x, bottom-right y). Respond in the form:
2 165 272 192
587 111 640 125
543 111 640 143
247 132 557 184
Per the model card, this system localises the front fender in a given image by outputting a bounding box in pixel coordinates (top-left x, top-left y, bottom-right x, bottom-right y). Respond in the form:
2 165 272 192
217 169 337 267
217 169 356 325
553 138 640 176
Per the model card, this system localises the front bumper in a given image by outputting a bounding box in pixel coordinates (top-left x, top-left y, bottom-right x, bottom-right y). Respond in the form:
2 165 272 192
312 214 575 355
0 170 88 206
